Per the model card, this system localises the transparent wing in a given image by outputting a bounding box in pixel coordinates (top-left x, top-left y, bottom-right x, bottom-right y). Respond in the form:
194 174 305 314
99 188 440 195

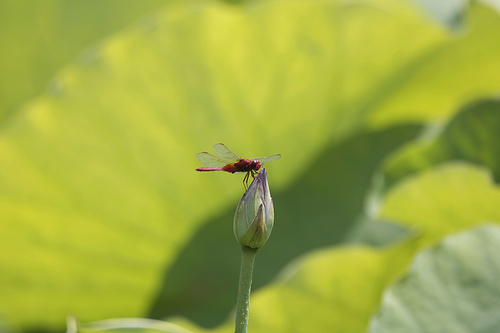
196 152 232 168
250 154 281 164
213 143 240 161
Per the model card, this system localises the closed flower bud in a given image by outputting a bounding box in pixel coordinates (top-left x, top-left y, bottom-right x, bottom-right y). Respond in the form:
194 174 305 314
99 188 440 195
233 168 274 248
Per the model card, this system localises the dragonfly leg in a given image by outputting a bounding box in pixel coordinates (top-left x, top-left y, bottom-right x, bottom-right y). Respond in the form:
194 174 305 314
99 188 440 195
243 172 249 189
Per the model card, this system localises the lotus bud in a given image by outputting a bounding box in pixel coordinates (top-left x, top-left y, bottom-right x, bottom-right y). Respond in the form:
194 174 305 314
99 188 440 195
233 168 274 248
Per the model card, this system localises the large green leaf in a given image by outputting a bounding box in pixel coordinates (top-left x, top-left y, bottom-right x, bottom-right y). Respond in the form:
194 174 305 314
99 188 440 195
0 0 169 121
369 225 500 333
2 0 500 331
380 163 500 244
381 99 500 190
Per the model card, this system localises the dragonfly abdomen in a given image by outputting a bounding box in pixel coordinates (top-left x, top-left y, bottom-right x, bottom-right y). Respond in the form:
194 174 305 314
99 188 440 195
195 167 224 171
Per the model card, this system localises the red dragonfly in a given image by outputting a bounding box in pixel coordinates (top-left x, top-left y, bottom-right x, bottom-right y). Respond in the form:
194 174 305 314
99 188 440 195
196 143 281 187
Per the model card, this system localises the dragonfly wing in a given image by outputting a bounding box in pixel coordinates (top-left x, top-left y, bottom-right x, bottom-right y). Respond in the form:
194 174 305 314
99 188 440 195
196 152 231 168
213 143 241 161
250 154 281 164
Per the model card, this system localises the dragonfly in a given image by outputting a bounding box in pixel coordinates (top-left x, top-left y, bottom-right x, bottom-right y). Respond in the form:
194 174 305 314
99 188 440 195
196 143 281 187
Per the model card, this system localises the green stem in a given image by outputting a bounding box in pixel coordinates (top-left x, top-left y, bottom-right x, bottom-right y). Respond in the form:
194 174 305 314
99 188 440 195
234 246 258 333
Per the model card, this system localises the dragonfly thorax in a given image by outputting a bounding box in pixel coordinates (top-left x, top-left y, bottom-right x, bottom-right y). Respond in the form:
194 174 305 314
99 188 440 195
239 159 262 172
250 160 262 171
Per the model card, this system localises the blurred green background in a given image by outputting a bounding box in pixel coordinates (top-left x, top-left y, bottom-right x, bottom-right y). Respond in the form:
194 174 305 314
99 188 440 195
1 0 500 332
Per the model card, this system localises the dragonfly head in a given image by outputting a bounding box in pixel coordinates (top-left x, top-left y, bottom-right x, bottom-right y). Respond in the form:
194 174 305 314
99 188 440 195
251 160 262 171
